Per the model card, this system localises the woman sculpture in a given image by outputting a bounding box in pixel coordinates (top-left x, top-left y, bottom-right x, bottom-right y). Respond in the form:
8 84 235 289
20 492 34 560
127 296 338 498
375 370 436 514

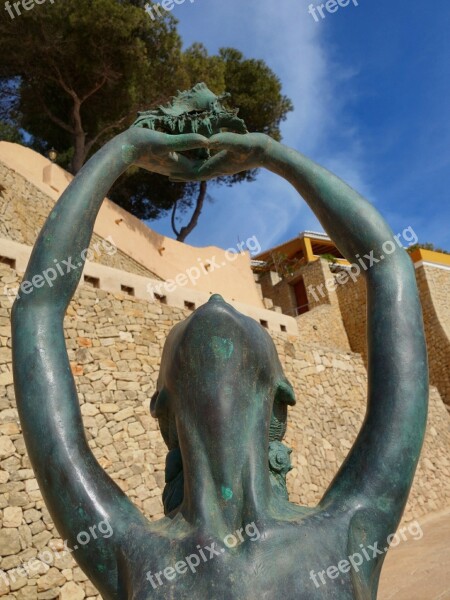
12 96 428 599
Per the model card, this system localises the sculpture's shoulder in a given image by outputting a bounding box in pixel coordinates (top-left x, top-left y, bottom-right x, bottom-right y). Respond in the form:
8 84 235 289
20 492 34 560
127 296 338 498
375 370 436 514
116 508 382 600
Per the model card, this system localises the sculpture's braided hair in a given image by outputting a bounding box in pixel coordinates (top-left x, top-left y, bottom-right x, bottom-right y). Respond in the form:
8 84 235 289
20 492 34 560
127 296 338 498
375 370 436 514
153 381 295 515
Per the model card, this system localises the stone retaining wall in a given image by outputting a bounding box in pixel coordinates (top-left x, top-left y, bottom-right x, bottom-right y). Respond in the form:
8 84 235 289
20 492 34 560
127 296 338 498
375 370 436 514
1 265 449 600
335 262 450 403
415 264 450 404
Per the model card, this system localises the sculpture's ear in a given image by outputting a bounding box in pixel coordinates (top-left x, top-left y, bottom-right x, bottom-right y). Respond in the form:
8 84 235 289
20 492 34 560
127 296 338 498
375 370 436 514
270 379 296 443
275 379 296 406
151 389 178 452
150 388 170 418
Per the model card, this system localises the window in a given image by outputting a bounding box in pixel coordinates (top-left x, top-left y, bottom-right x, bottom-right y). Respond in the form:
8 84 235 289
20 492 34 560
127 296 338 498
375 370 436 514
280 324 287 332
260 320 269 329
121 285 135 297
184 301 195 311
0 256 16 269
154 294 167 304
83 275 100 288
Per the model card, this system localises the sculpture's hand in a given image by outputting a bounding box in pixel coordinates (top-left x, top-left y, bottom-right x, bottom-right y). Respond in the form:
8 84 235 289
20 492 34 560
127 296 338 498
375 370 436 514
169 132 273 181
126 127 208 181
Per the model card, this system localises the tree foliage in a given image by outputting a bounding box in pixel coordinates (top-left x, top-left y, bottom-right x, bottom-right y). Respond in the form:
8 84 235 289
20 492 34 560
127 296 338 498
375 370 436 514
0 0 186 171
0 1 292 241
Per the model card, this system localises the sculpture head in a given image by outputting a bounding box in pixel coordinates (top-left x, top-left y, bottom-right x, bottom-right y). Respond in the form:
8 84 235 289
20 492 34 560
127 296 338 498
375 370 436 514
151 294 295 513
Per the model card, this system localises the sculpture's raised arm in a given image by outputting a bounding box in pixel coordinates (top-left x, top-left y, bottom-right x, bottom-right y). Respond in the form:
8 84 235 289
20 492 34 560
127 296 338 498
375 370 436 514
202 133 428 535
11 128 207 598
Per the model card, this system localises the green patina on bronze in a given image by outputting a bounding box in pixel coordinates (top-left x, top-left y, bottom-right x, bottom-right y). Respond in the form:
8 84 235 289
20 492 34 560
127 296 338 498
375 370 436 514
121 143 139 164
211 336 234 360
221 486 234 501
132 82 247 138
11 84 428 599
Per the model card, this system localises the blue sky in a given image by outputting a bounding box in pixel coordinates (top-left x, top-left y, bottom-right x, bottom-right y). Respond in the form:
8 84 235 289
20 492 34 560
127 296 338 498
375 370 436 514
149 0 450 253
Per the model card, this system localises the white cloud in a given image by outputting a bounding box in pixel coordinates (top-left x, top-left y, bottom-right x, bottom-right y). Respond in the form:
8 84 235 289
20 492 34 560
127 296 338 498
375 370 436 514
158 0 373 249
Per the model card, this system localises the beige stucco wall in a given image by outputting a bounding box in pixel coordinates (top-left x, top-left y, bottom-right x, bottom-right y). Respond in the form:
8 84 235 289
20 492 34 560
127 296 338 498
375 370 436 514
0 161 158 280
0 143 263 308
0 237 297 338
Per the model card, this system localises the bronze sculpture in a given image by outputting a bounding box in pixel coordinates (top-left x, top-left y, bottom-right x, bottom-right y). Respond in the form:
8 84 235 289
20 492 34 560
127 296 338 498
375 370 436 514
11 86 428 599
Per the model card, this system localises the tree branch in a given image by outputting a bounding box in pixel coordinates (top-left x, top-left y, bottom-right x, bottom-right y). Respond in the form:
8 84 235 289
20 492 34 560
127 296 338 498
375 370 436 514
84 114 130 156
171 200 180 237
50 65 78 102
80 75 108 104
176 181 207 242
39 99 74 134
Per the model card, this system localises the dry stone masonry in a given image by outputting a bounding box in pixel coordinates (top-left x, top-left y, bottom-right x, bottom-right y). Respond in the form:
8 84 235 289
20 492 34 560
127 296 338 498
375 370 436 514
1 154 449 600
1 265 450 600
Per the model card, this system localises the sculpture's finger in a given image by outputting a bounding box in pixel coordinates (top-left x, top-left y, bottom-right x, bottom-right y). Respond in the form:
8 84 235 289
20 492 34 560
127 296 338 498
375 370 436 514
166 152 202 168
161 133 209 152
164 154 206 179
208 133 248 152
197 150 240 177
